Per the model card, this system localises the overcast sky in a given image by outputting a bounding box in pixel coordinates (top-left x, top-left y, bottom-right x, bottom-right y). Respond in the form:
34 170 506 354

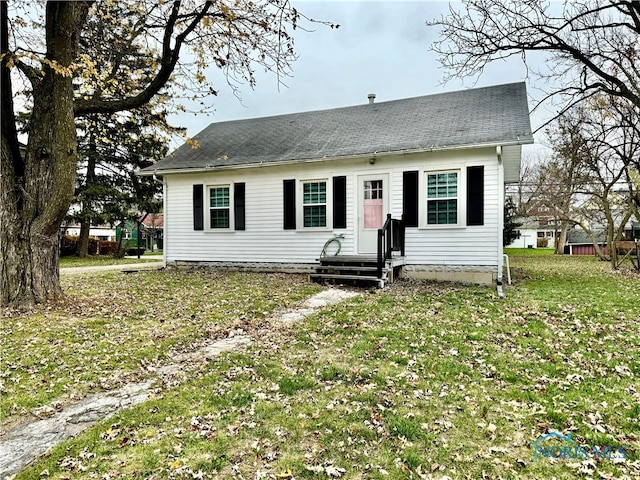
169 1 549 149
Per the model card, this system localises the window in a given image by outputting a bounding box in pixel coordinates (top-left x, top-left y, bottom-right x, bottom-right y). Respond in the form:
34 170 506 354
426 172 458 225
303 181 327 227
209 186 230 228
537 232 545 238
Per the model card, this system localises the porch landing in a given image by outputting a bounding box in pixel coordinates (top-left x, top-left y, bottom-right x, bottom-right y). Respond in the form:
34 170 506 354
310 255 405 288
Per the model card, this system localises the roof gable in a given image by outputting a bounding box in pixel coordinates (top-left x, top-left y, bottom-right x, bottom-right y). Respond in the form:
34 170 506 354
140 213 164 228
141 82 533 174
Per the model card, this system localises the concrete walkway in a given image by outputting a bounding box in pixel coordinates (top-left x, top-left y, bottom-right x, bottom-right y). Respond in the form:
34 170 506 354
0 288 358 478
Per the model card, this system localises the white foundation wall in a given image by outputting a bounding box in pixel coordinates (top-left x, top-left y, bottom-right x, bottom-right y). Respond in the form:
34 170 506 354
162 148 502 275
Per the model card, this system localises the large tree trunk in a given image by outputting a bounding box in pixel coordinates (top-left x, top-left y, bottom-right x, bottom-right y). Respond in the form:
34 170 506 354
1 2 89 308
76 220 91 257
555 222 568 255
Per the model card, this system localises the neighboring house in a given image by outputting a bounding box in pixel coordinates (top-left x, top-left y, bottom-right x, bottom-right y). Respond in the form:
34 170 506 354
507 217 558 249
139 83 533 285
565 225 608 255
507 217 539 249
115 219 141 246
565 220 639 255
61 224 116 241
141 213 164 251
114 215 164 252
526 202 555 227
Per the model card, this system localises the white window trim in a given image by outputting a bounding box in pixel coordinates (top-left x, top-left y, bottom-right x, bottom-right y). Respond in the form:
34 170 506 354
420 168 465 229
297 178 332 231
207 184 233 231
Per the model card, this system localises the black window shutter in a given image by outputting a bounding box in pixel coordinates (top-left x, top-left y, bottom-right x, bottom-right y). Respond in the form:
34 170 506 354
193 184 204 231
283 179 296 230
332 176 347 229
467 166 484 226
402 171 419 227
234 182 245 231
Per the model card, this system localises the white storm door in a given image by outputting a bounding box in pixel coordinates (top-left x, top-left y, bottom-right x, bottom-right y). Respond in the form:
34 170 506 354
358 174 389 254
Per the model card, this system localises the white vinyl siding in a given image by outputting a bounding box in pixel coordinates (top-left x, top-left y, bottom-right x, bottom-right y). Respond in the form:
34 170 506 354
163 147 502 268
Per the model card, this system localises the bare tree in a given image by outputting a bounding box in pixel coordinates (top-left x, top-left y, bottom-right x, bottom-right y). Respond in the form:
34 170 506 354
508 150 546 217
427 0 640 125
543 112 597 254
429 0 640 261
507 145 587 254
550 99 640 266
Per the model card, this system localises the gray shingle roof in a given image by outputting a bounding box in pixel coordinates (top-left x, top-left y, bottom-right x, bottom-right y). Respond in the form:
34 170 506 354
140 82 533 174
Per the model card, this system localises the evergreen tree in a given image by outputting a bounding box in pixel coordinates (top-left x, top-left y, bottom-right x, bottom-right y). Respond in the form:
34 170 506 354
70 111 170 257
503 196 522 247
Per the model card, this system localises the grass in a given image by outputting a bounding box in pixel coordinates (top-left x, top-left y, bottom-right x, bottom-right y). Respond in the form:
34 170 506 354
5 256 640 479
59 254 161 268
1 271 320 419
504 247 555 256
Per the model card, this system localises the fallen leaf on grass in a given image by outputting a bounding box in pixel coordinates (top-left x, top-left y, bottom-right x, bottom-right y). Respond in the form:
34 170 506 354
100 426 120 441
325 465 346 477
305 464 346 477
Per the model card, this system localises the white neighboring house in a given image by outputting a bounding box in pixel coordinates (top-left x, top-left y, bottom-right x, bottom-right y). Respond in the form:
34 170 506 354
139 83 533 285
61 225 116 241
508 226 538 249
507 218 557 249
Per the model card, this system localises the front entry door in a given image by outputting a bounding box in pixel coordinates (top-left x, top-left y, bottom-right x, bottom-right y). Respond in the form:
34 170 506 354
358 174 389 254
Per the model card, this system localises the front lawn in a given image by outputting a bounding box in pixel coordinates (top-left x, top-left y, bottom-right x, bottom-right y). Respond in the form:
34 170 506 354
1 271 320 420
6 256 640 479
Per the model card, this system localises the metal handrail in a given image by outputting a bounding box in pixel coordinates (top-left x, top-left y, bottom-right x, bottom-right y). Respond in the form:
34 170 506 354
377 214 405 278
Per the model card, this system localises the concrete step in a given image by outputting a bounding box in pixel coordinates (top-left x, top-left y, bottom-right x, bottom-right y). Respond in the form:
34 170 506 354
316 265 381 273
319 255 378 263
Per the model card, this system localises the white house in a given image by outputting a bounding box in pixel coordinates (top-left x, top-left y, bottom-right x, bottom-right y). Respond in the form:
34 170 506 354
507 217 557 249
508 226 539 249
61 224 116 241
139 83 533 285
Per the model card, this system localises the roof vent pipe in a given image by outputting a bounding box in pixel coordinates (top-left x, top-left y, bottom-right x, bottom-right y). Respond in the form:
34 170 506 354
367 93 376 104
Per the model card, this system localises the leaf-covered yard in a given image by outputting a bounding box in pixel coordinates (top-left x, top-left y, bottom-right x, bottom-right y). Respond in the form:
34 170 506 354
1 271 320 421
2 256 640 479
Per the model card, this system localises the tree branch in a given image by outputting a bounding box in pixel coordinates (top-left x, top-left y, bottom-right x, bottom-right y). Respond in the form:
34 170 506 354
74 1 213 116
